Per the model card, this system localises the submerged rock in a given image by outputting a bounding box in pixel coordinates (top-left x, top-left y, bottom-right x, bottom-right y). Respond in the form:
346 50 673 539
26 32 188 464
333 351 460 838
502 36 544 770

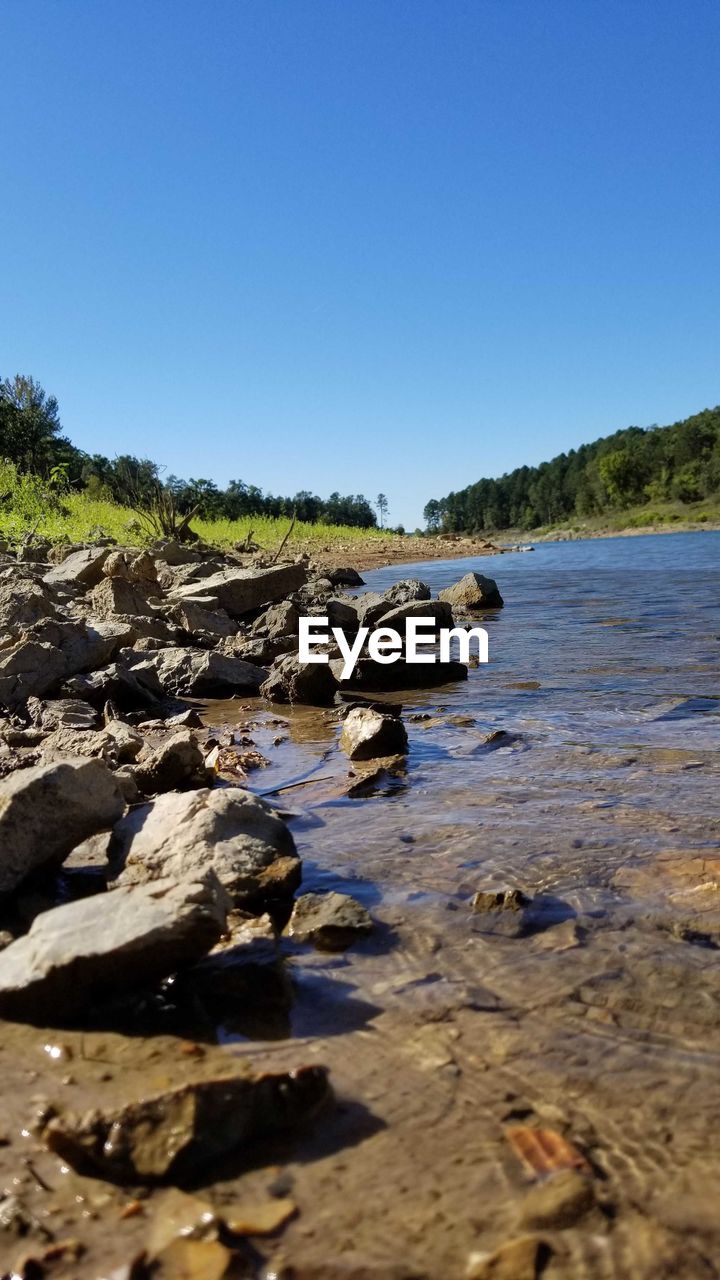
471 887 532 913
43 1064 331 1182
113 786 300 908
0 758 125 896
340 705 408 760
0 872 228 1021
439 571 504 609
285 892 374 951
261 653 338 706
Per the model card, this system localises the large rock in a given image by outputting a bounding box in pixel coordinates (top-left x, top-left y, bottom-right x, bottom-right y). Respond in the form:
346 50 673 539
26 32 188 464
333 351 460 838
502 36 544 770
252 600 299 638
113 786 300 908
0 759 125 896
326 567 365 587
174 600 238 637
0 872 228 1021
44 1064 331 1181
260 653 338 706
381 578 431 605
171 563 307 618
133 730 209 795
373 598 453 630
334 656 468 692
0 620 132 707
89 576 156 619
0 579 58 632
43 545 111 588
438 571 504 609
340 706 408 760
130 647 265 697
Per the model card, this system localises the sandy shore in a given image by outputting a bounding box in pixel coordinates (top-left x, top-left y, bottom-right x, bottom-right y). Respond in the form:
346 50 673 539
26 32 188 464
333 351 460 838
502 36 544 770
301 532 507 573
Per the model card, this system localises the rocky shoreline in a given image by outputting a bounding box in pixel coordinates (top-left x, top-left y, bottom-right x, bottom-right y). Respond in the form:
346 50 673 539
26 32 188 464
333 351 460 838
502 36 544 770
0 534 505 1277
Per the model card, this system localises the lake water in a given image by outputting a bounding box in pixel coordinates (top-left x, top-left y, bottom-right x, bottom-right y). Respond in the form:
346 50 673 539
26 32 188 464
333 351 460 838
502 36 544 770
202 532 720 1275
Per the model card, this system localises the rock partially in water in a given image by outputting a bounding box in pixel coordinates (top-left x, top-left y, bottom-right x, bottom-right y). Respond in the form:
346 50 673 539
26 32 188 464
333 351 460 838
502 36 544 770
326 566 365 587
261 653 338 706
0 758 125 896
340 705 408 760
381 578 431 605
43 1064 331 1182
471 887 532 913
286 892 374 951
374 598 454 630
439 571 504 609
335 656 467 692
113 786 301 908
0 872 228 1021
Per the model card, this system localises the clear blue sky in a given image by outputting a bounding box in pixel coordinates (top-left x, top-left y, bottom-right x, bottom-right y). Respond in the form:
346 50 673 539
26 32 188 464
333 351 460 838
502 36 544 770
2 1 719 529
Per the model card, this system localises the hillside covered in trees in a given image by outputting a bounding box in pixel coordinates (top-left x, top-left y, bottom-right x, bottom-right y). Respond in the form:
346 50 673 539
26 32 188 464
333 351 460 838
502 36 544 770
0 374 378 529
424 407 720 532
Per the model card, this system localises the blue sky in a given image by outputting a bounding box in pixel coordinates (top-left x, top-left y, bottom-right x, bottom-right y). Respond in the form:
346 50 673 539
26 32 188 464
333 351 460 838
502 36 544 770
2 1 719 529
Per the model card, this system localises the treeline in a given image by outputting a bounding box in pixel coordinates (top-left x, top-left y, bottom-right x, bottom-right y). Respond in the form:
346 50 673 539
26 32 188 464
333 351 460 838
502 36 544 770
424 407 720 532
0 374 377 528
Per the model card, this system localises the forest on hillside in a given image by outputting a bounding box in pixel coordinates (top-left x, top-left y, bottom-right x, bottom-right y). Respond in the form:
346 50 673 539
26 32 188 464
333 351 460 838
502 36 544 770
424 407 720 532
0 374 379 530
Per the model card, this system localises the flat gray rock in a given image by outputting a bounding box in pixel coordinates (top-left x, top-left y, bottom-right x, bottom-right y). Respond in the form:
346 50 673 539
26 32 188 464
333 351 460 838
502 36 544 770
171 563 307 617
0 872 228 1021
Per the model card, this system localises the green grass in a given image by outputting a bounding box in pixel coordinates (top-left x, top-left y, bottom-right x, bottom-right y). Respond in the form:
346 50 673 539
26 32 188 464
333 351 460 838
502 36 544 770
0 462 388 551
494 498 720 541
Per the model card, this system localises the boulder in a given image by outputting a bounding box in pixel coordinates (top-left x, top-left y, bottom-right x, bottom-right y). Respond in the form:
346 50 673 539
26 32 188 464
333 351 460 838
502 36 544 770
44 1064 330 1181
130 647 265 697
102 548 159 586
151 539 202 566
373 598 454 630
0 872 228 1021
382 578 431 605
339 706 408 760
260 654 338 707
0 620 132 708
333 656 467 692
0 579 58 632
174 600 238 637
89 576 156 619
43 545 111 588
0 759 125 896
133 730 209 795
252 600 299 638
304 598 359 632
285 892 373 952
326 567 365 587
170 563 307 618
29 697 98 731
112 786 300 908
63 661 164 711
438 571 504 609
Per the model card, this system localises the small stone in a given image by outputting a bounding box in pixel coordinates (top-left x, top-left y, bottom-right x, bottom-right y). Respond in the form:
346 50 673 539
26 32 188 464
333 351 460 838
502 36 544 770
339 706 408 760
286 892 373 951
471 887 531 913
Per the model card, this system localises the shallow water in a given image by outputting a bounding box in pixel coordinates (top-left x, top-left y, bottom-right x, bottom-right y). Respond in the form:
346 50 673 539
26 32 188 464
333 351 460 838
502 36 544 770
2 533 719 1277
203 532 720 1276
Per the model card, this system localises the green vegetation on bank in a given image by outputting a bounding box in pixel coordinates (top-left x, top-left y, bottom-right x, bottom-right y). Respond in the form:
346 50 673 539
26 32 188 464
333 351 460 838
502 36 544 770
424 406 720 532
0 459 385 550
0 373 381 534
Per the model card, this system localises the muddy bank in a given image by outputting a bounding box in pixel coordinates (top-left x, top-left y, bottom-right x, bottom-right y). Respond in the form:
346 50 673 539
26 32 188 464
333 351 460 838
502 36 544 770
296 532 507 573
0 533 719 1278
